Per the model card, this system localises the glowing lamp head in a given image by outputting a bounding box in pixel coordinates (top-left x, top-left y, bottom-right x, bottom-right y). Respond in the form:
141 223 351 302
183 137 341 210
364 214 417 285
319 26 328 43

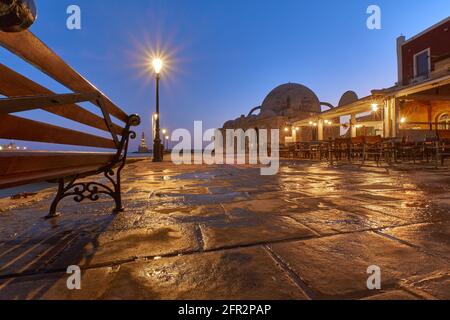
152 58 163 74
284 127 289 132
371 103 379 112
0 0 37 33
400 117 406 124
162 129 167 135
165 136 169 140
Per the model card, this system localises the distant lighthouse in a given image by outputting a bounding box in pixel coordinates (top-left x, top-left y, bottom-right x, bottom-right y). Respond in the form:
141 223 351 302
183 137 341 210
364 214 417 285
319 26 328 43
138 132 149 153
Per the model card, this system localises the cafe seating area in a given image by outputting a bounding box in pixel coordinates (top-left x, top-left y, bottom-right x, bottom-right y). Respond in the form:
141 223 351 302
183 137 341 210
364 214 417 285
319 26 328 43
279 130 450 166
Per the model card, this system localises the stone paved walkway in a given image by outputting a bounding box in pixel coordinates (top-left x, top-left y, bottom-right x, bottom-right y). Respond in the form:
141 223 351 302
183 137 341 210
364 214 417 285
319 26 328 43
0 160 449 300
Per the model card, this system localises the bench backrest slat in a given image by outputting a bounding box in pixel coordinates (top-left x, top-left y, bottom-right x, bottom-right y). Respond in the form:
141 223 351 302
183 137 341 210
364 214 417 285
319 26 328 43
0 30 141 192
0 30 128 122
0 152 115 176
0 114 116 149
0 64 124 135
0 164 110 190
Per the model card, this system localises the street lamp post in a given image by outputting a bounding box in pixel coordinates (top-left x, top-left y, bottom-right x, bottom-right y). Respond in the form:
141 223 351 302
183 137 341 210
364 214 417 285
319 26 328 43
162 129 167 154
152 58 163 162
165 135 170 150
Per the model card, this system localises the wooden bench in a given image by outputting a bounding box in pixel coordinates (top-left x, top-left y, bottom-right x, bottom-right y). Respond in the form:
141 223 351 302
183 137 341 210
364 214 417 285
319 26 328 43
0 30 140 218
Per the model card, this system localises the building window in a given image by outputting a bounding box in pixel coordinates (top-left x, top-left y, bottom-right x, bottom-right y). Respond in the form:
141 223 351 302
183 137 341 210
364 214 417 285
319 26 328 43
413 48 430 78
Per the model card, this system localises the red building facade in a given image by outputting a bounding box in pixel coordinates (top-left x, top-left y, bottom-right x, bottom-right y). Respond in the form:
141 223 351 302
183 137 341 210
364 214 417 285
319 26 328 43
398 17 450 86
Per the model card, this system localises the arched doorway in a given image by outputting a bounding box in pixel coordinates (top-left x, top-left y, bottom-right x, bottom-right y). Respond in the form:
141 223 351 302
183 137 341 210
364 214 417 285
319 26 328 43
437 113 449 130
255 127 260 156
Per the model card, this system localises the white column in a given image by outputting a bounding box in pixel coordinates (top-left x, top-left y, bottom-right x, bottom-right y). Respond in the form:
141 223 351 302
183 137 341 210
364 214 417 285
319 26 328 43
397 36 406 85
318 120 324 141
292 127 297 143
383 100 390 138
350 114 357 137
391 98 399 138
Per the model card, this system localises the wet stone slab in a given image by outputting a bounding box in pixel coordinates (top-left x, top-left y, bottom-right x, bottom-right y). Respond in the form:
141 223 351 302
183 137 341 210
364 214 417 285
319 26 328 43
402 272 450 300
270 231 449 299
361 290 420 300
381 222 450 259
361 203 450 224
48 223 200 270
200 211 318 250
0 247 308 300
0 160 449 299
288 208 407 236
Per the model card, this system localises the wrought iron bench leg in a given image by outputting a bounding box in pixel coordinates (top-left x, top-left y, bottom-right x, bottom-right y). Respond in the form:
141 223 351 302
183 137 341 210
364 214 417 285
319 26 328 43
46 178 65 219
45 164 125 220
44 126 137 219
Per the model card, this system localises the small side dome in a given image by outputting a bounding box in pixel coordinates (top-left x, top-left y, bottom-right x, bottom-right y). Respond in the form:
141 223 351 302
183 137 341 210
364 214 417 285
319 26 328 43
223 120 235 128
233 117 245 127
339 91 358 107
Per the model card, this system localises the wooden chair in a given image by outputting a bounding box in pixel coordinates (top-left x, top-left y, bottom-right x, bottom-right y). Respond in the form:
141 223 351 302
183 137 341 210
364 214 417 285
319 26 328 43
437 130 450 165
363 136 383 165
330 138 351 162
380 138 396 163
396 136 422 163
296 142 311 159
308 142 329 160
279 145 290 158
350 136 365 162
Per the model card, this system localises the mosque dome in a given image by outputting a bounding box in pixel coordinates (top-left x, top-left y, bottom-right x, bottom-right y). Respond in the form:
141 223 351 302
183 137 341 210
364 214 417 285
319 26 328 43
261 83 321 116
233 116 248 127
258 109 277 119
339 91 358 107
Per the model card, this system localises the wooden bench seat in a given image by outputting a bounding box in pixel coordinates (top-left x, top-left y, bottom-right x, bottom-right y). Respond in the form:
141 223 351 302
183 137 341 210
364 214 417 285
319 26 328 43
0 30 140 218
0 152 116 189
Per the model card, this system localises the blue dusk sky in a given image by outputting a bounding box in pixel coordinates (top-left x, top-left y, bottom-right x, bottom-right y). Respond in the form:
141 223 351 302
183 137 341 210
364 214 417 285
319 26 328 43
1 0 449 151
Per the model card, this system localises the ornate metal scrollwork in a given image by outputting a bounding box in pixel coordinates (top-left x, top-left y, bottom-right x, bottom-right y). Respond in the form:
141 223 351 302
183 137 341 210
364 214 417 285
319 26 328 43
46 164 126 219
45 116 138 219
